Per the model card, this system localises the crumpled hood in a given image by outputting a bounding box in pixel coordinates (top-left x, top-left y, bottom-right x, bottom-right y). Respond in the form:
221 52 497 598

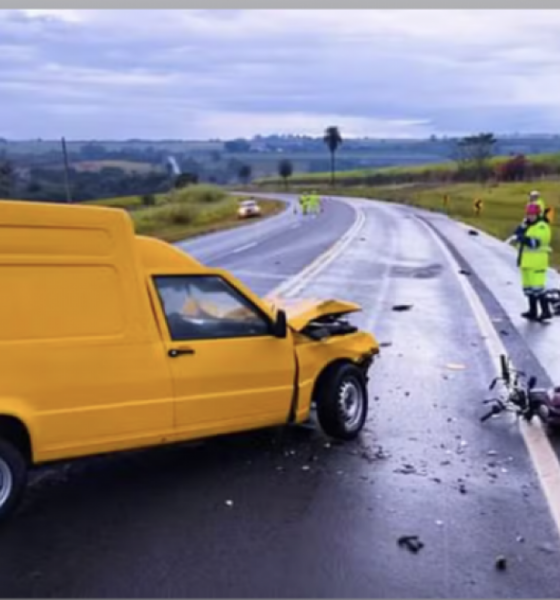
265 297 361 332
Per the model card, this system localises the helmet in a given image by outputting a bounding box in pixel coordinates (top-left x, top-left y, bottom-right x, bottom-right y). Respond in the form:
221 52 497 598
526 202 541 216
530 190 540 199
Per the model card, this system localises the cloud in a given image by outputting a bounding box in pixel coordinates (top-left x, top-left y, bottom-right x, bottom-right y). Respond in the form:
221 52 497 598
1 9 560 139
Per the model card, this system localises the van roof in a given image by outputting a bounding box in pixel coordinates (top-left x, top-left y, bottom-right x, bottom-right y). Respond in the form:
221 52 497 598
0 200 203 272
0 199 132 231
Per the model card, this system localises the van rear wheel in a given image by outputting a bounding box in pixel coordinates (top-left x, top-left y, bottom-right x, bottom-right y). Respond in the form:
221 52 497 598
0 438 27 523
315 363 368 440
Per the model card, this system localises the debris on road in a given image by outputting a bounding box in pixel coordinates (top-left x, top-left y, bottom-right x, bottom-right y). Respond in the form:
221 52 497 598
373 447 391 460
538 543 556 554
468 229 479 236
398 535 425 554
446 363 467 371
380 341 393 348
392 304 413 312
495 556 507 571
395 464 417 475
459 269 471 276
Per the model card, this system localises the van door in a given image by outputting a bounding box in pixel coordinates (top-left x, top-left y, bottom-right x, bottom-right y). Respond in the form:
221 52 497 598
151 274 296 437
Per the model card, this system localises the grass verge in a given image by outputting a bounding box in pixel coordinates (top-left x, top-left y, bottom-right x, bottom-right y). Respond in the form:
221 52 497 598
89 185 286 243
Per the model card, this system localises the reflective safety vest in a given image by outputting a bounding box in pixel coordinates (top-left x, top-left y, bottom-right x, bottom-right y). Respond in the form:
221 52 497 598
516 218 552 269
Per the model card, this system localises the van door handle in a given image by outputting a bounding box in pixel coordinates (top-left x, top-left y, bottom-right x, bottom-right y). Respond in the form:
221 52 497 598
168 347 195 358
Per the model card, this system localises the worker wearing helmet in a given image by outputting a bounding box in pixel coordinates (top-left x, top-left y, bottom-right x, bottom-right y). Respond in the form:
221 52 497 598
513 202 553 322
528 190 546 216
508 190 549 243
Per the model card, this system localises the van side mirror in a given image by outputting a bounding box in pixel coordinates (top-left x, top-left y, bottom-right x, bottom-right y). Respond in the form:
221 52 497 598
272 309 288 338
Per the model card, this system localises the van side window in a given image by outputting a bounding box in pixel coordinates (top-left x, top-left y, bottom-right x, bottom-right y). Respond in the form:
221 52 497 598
153 275 272 341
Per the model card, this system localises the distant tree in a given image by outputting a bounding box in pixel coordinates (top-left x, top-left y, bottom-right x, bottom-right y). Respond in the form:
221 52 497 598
224 139 251 153
323 126 343 186
175 172 198 188
278 159 293 189
79 143 107 160
454 132 497 181
141 193 156 206
238 164 252 184
26 181 43 194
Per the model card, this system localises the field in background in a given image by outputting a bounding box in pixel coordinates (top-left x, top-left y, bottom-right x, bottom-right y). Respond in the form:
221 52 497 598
71 160 163 174
88 185 285 242
256 153 560 187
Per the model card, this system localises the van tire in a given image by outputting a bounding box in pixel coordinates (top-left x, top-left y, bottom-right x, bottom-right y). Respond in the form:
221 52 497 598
315 363 368 440
0 438 27 523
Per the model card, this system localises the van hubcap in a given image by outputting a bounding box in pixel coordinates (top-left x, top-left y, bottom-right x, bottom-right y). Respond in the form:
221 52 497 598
0 458 13 508
338 379 364 430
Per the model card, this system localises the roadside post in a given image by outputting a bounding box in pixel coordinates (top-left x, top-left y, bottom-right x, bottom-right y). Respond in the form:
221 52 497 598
474 198 483 217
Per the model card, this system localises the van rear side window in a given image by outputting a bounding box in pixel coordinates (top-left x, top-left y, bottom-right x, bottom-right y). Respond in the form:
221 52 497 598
0 265 124 341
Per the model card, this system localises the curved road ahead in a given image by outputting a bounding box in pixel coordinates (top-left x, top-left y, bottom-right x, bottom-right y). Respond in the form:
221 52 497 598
1 195 560 598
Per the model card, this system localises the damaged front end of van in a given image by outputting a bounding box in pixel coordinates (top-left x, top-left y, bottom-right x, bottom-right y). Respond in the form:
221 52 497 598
267 297 380 439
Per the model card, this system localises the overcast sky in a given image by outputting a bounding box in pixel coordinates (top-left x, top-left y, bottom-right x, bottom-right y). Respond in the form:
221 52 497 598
2 9 560 140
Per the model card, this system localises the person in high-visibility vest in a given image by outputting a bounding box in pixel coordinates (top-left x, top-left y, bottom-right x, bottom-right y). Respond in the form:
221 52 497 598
299 193 308 215
310 190 320 215
512 202 553 322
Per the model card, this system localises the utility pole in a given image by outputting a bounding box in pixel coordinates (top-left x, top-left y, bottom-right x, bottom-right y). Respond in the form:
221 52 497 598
61 136 72 203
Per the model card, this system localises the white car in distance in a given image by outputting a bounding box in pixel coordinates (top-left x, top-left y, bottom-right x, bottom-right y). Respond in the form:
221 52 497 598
237 199 261 219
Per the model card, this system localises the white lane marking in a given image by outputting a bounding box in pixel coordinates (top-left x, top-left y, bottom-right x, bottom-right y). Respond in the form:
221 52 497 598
267 204 366 300
235 268 382 289
231 242 257 254
417 215 560 538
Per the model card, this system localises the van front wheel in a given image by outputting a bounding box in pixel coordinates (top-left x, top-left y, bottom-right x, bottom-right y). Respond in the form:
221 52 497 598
315 363 368 440
0 439 27 522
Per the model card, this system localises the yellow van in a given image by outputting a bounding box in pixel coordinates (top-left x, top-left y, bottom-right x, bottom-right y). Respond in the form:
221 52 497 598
0 200 379 520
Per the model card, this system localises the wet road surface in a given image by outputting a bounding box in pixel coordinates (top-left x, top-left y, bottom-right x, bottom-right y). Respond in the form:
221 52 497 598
1 196 560 598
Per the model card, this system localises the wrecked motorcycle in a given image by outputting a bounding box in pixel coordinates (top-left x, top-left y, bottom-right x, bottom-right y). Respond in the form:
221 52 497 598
480 354 560 427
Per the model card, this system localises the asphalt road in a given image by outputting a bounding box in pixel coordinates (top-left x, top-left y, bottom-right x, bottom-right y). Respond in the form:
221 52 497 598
1 195 560 598
177 195 356 297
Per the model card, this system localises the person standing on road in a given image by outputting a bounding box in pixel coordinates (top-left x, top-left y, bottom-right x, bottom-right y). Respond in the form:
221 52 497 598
513 202 553 322
298 192 307 216
310 190 320 215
